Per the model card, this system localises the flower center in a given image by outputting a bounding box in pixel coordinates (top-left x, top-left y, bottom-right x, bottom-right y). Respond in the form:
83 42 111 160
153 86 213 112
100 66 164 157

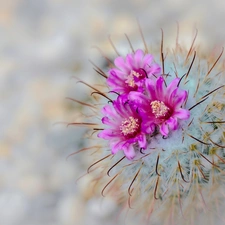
120 116 140 138
125 73 136 87
150 100 171 119
125 69 146 88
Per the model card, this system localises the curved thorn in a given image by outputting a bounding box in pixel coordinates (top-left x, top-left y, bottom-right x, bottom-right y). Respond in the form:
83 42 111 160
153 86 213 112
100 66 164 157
189 97 209 111
139 68 148 78
185 29 198 61
93 67 107 79
205 121 225 124
76 80 112 102
186 133 210 146
155 154 161 176
107 156 126 177
178 161 189 183
128 162 144 196
109 91 120 96
128 188 134 209
188 118 194 127
209 138 225 148
87 154 112 173
207 47 224 76
215 153 225 164
101 172 121 197
124 33 135 53
185 51 196 80
91 91 112 102
154 176 160 200
177 73 187 87
108 35 120 56
89 59 108 79
137 19 148 53
67 122 98 127
199 152 219 168
197 165 207 180
200 85 224 100
65 97 96 109
140 148 145 154
66 146 100 160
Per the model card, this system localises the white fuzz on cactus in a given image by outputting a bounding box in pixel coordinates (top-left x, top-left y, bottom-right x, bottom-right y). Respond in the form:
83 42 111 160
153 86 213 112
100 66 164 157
70 28 225 225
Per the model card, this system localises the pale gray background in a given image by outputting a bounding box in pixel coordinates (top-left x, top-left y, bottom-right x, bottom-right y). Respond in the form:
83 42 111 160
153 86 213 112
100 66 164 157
1 0 225 224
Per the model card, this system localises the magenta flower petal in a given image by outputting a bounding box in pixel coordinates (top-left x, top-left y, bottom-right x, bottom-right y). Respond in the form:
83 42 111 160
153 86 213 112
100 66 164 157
137 134 147 149
145 79 157 100
102 117 118 127
134 49 144 63
126 54 135 68
168 88 187 108
173 108 190 119
98 129 120 139
110 140 125 154
129 76 190 136
167 117 178 130
160 122 169 136
114 57 130 72
123 144 136 160
101 105 120 119
143 54 153 66
166 77 180 97
173 90 188 108
129 91 149 106
155 76 165 100
107 49 161 94
98 96 148 159
141 121 156 134
107 69 124 83
147 64 161 75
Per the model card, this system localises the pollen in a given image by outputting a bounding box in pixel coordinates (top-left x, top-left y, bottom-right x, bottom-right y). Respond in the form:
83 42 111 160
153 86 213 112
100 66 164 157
150 100 170 118
120 116 140 137
125 70 142 87
132 70 141 78
125 74 136 87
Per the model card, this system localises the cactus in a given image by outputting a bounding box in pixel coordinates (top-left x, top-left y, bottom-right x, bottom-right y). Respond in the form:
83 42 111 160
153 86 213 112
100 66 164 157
71 28 225 225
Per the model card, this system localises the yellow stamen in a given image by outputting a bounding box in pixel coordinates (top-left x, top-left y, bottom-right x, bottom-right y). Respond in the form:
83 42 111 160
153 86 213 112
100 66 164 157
125 74 135 87
125 70 142 87
132 70 141 78
150 100 170 118
120 116 139 136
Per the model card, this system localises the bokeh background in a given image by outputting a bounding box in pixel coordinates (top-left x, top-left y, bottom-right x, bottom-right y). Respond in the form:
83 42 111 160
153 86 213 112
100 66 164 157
1 0 225 224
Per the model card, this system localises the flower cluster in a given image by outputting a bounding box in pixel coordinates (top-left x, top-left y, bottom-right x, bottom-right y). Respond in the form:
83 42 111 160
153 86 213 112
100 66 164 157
98 49 190 159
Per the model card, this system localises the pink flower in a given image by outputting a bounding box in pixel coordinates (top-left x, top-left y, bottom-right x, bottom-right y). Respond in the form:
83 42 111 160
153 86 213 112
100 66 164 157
98 96 149 160
107 49 161 94
129 76 190 136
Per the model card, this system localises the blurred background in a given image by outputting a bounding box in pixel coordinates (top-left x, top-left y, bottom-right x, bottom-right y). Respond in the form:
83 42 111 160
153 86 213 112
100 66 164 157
1 0 225 224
